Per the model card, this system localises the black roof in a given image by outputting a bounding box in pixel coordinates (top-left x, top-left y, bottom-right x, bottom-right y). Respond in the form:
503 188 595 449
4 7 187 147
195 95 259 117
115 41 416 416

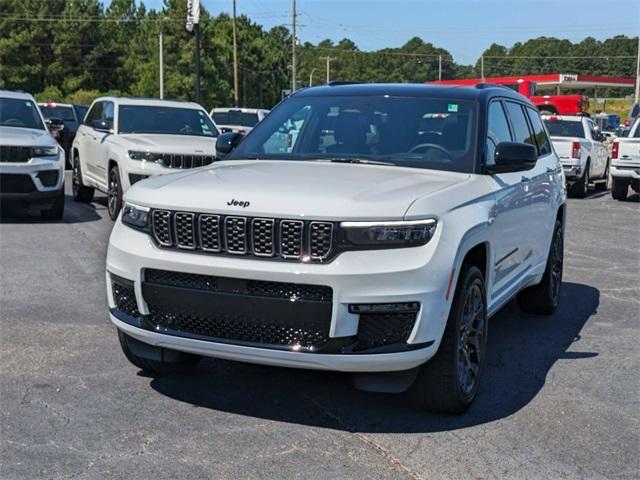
292 82 531 105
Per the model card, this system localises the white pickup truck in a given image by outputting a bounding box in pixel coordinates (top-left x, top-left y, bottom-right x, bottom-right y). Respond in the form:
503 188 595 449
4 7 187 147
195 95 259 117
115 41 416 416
542 115 609 197
610 118 640 200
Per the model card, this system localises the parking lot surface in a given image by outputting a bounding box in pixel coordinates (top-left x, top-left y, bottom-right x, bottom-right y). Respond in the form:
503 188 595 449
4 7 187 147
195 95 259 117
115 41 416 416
1 175 638 480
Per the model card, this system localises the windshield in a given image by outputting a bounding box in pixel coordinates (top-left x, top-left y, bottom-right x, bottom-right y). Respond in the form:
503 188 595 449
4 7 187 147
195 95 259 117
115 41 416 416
74 105 89 122
40 105 75 121
229 96 477 173
0 97 45 130
543 119 585 138
212 111 259 127
118 105 219 137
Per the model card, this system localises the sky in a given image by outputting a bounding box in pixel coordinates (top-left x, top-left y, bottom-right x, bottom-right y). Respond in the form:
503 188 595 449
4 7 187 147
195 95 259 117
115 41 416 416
125 0 639 65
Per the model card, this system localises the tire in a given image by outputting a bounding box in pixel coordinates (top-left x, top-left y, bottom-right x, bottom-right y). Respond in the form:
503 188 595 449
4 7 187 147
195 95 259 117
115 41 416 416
409 264 487 414
40 186 65 220
517 219 563 315
611 177 628 201
569 163 589 198
118 330 201 374
107 164 123 221
594 160 609 192
72 154 95 203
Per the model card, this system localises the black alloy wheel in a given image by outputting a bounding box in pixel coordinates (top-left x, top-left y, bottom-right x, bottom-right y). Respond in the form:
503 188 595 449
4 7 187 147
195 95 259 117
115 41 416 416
457 282 486 398
107 166 122 220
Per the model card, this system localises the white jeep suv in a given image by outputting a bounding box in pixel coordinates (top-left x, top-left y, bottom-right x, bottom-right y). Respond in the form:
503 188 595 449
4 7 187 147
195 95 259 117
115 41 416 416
0 90 66 219
107 84 566 413
72 97 219 220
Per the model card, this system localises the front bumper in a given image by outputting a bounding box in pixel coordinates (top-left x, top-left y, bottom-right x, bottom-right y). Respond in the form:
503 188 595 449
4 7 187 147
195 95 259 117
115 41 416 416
106 217 454 372
0 154 65 203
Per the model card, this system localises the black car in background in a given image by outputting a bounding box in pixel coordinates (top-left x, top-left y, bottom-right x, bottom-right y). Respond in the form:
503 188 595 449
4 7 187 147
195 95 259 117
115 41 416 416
38 102 88 168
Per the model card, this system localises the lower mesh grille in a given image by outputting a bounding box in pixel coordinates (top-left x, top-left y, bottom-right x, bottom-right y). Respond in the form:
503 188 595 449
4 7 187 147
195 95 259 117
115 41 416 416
147 306 330 349
0 174 36 193
111 275 140 317
355 313 417 351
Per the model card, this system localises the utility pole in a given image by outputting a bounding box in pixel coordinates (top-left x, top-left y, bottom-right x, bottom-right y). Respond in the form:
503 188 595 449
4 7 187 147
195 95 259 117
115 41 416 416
320 56 335 83
480 55 485 81
635 34 640 103
438 55 442 81
232 0 239 107
194 22 201 104
291 0 297 92
159 31 164 99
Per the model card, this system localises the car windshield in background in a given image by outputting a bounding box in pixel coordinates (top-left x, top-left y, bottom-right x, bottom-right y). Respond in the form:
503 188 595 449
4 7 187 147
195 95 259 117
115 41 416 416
118 106 219 137
543 119 585 138
212 111 259 127
0 97 45 130
229 96 477 173
74 105 89 121
40 105 75 121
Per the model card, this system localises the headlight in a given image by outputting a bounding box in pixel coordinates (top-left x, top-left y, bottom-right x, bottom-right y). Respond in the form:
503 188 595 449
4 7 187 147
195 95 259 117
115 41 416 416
122 202 150 229
128 150 163 163
32 146 58 157
340 219 437 247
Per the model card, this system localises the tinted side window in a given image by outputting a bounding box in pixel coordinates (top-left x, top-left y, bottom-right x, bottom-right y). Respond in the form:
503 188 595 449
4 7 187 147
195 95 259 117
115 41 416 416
85 102 103 125
486 101 512 165
526 107 552 156
505 102 535 146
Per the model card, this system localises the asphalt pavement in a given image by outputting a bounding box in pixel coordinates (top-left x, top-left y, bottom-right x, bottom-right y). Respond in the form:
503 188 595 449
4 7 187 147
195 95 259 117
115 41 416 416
1 174 639 480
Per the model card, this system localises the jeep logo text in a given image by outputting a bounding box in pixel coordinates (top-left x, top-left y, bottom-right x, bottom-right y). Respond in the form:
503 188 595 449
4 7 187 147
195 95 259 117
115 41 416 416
227 199 250 208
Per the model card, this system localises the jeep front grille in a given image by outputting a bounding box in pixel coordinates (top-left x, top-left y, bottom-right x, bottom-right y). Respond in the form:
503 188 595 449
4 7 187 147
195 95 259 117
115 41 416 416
0 146 32 163
159 153 215 169
150 210 335 262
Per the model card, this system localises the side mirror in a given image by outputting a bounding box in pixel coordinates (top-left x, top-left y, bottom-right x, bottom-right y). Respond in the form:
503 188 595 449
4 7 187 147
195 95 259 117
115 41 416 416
216 132 243 159
45 117 64 132
92 119 112 133
485 142 537 174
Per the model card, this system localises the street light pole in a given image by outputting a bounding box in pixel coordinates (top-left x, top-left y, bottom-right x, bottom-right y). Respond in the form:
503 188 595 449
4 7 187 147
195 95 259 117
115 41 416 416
309 68 316 87
159 31 164 99
635 34 639 104
232 0 239 107
291 0 297 92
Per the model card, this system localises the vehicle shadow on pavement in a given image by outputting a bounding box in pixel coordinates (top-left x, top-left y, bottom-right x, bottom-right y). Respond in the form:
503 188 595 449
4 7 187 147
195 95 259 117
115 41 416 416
0 194 102 224
149 281 599 432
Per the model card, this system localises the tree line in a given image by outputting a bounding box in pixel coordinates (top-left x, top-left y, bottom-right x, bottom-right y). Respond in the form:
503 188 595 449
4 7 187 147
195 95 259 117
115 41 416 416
0 0 637 109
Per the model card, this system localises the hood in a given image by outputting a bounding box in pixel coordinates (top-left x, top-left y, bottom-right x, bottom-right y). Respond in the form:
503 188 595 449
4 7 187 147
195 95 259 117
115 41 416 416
118 134 217 155
125 160 470 220
0 126 56 147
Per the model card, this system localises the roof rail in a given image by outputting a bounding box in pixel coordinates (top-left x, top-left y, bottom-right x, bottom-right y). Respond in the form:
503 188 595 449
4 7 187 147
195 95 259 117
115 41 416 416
327 81 362 86
475 82 513 90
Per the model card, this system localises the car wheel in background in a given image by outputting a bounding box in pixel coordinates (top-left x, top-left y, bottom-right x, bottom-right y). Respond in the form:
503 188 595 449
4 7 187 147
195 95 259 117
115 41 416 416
40 186 65 220
118 330 201 374
569 164 589 198
107 165 123 220
517 219 563 315
72 155 95 203
611 178 628 201
409 264 487 414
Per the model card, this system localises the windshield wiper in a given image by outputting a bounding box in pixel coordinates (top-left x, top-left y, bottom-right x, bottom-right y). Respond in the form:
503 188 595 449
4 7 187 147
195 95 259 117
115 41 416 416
316 157 395 166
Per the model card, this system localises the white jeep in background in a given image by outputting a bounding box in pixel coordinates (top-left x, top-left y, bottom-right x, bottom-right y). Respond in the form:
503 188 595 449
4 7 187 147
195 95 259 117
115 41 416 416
210 107 269 135
0 90 66 219
542 114 609 197
610 117 640 200
71 97 219 220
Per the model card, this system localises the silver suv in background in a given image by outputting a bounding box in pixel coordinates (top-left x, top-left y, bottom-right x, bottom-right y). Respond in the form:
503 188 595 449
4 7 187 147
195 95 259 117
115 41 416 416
210 107 269 135
72 97 219 220
0 90 66 219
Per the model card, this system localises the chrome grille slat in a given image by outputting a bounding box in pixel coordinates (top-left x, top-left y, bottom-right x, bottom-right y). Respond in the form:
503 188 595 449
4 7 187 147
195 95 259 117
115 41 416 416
152 210 172 246
158 153 214 169
199 215 221 252
280 220 304 258
174 212 196 249
150 210 335 262
225 217 248 254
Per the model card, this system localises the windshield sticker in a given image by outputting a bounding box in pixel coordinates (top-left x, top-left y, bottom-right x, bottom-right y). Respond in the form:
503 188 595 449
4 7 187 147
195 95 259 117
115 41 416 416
447 103 458 112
